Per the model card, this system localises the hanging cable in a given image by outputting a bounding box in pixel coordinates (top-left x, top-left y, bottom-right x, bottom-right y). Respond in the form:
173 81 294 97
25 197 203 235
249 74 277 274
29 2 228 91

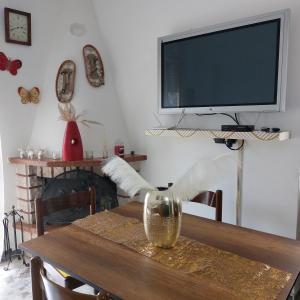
195 113 239 125
234 113 240 125
169 109 186 129
226 140 244 151
194 112 244 151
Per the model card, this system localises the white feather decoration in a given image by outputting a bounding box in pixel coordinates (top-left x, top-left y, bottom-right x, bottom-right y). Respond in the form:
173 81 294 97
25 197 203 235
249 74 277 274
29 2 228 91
102 154 232 201
168 159 210 201
102 156 155 197
169 154 232 201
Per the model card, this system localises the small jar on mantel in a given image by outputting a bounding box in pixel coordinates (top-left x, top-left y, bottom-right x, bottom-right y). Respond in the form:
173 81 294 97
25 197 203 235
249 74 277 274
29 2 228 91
114 140 124 158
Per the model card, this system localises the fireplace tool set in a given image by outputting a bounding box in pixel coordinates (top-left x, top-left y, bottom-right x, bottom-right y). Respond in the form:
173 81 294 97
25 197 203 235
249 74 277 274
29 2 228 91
2 206 28 270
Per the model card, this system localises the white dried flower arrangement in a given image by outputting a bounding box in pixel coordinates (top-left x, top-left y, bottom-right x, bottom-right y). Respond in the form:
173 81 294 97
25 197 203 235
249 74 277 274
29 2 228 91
58 103 103 127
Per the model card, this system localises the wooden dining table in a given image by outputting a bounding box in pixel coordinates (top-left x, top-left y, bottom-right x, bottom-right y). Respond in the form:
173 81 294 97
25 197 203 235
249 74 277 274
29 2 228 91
20 201 300 300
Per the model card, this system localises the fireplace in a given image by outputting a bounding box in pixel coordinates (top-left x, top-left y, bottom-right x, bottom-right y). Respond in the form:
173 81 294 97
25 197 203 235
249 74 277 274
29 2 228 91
41 169 118 224
8 154 147 240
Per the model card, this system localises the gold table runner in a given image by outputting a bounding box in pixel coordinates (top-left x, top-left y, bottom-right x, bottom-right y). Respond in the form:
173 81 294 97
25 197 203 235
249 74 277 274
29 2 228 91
73 211 292 300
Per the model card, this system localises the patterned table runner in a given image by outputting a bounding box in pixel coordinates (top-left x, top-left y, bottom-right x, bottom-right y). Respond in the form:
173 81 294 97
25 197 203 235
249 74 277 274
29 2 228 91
73 211 292 300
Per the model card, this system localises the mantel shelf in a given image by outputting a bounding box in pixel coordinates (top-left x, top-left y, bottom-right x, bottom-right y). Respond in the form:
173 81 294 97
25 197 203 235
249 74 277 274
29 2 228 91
145 128 290 141
9 154 147 167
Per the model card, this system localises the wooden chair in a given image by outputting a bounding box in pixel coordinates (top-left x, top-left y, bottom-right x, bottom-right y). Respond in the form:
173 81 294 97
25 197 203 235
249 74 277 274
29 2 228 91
191 190 223 222
35 187 96 290
31 256 109 300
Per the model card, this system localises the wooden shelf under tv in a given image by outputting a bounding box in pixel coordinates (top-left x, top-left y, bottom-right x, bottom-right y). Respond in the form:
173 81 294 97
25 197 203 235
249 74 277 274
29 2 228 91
145 128 290 141
9 154 147 167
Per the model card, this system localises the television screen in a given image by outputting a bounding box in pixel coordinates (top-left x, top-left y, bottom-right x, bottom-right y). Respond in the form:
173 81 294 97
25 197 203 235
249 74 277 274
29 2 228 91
159 10 289 113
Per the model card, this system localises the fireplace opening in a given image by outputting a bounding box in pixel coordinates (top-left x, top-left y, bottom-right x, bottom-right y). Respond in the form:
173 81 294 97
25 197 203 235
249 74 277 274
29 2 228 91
41 169 118 225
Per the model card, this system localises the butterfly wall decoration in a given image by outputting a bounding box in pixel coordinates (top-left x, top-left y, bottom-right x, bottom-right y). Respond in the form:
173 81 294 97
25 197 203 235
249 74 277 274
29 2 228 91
18 87 40 104
0 52 22 76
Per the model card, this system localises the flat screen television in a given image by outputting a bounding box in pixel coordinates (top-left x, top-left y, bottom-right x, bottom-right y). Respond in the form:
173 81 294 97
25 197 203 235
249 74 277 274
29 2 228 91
158 9 290 114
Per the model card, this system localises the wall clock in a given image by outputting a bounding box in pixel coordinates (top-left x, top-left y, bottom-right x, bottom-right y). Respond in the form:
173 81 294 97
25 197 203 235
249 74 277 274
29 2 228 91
4 7 31 46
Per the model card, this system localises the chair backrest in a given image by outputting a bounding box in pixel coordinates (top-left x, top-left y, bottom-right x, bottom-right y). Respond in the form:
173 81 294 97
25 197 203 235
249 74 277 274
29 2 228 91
35 187 96 236
31 256 101 300
191 190 222 222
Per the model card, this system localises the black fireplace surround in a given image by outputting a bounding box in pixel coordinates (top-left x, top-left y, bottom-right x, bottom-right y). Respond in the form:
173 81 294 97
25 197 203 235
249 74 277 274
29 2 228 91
41 169 118 225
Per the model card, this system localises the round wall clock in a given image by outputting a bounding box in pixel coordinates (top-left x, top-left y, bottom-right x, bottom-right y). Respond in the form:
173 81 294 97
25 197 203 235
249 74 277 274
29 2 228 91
4 7 31 46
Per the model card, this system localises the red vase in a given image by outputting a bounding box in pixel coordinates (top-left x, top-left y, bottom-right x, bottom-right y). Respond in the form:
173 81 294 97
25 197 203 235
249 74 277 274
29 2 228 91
62 121 83 161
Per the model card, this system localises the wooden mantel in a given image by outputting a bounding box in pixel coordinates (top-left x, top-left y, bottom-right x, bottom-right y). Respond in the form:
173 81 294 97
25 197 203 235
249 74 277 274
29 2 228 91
9 154 147 167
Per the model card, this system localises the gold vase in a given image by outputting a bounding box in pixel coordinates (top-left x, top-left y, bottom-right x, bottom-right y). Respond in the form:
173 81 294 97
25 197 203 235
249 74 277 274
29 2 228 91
143 190 182 248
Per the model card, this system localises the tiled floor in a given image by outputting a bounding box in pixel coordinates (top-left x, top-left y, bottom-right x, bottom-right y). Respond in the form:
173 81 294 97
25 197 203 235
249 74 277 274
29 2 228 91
0 257 94 300
0 258 31 300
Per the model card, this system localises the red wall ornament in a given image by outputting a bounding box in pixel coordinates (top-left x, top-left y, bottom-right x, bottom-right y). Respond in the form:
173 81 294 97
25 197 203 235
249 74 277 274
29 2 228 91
0 52 22 75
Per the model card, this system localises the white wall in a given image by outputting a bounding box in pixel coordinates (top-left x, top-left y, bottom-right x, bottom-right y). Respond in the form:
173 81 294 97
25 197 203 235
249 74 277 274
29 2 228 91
0 0 61 254
29 0 130 156
0 0 59 216
0 0 130 251
92 0 300 238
